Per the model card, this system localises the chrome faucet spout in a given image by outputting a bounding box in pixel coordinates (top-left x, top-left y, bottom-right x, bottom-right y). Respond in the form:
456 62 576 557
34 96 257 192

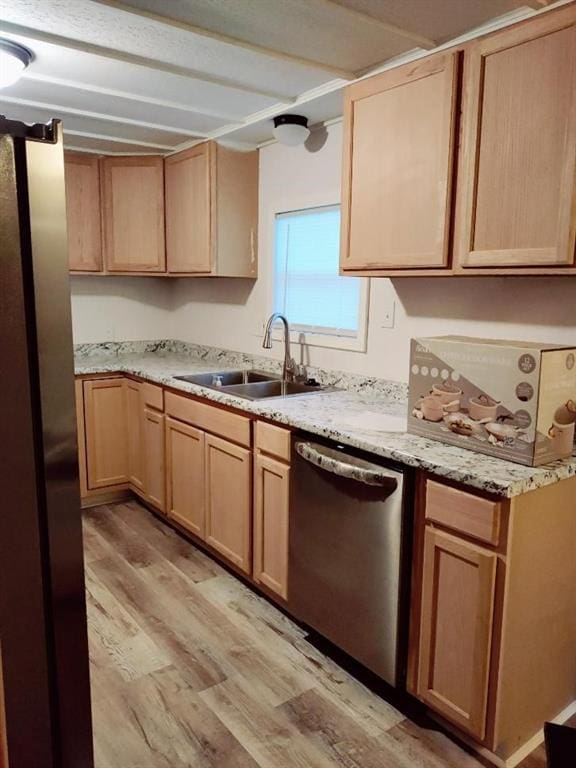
262 313 295 381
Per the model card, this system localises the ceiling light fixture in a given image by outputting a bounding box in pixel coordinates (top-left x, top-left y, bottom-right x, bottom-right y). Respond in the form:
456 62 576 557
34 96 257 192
0 40 33 89
273 114 310 146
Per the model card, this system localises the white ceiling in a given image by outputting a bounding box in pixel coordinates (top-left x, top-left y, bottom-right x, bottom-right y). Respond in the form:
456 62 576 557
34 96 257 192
0 0 560 154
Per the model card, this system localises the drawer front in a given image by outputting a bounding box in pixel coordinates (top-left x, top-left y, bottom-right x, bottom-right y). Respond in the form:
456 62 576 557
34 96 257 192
425 480 501 546
255 421 291 462
141 381 164 411
165 391 251 447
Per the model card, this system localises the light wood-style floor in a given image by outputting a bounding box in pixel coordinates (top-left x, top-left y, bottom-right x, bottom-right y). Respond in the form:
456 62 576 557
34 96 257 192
84 501 550 768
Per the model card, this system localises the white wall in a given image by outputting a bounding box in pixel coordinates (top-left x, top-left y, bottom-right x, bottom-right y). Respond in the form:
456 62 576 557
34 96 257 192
69 276 172 344
71 122 576 381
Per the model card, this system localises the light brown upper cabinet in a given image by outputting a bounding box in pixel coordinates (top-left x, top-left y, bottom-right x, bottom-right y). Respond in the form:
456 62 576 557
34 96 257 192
340 53 459 273
101 156 166 273
455 6 576 271
165 141 258 277
64 151 102 272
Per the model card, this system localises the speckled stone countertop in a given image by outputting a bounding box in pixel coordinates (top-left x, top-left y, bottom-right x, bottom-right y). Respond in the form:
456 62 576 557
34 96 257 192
74 341 576 498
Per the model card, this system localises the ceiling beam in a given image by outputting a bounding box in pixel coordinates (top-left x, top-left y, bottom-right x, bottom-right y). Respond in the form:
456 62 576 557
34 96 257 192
311 0 437 51
22 73 245 123
0 95 213 138
0 21 296 102
90 0 356 81
63 129 174 150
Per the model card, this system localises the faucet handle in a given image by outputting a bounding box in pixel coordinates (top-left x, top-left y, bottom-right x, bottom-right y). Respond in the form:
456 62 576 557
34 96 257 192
294 363 307 382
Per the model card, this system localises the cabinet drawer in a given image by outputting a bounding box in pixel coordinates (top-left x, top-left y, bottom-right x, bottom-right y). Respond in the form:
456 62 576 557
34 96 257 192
255 421 291 462
425 480 501 546
141 381 163 411
165 391 251 447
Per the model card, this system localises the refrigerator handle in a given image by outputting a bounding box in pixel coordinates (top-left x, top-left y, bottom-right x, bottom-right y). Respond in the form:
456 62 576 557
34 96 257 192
295 441 399 490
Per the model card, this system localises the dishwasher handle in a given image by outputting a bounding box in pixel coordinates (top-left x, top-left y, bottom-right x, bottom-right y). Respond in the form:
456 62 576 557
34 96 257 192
295 440 399 489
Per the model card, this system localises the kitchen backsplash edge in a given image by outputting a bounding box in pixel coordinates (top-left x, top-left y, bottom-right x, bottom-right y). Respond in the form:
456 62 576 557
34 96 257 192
73 339 408 401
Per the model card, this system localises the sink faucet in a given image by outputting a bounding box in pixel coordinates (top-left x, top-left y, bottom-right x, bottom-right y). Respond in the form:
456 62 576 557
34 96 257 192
262 313 295 382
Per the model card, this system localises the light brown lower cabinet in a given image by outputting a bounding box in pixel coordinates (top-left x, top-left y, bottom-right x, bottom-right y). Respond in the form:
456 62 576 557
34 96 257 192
83 378 129 490
417 526 497 740
253 453 290 600
205 433 252 573
143 407 165 512
165 417 205 537
126 379 145 493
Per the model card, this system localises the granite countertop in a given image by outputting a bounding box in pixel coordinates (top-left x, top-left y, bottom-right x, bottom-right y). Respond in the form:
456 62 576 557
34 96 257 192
75 344 576 499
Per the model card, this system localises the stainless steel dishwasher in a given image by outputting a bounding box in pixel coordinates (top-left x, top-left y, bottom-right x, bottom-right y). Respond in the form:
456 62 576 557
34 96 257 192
288 437 411 687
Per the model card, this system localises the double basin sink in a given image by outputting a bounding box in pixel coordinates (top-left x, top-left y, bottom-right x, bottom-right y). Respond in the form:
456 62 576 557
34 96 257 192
173 369 326 400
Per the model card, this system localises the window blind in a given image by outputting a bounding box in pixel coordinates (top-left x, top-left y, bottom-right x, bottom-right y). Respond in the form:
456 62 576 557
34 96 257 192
273 205 362 336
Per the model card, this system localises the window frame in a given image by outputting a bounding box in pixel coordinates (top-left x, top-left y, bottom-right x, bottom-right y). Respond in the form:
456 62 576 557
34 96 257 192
267 198 370 353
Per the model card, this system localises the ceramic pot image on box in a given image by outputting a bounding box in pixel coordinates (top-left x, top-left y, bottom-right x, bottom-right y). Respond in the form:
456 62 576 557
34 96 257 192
548 421 575 454
469 395 501 421
420 394 445 422
432 380 463 406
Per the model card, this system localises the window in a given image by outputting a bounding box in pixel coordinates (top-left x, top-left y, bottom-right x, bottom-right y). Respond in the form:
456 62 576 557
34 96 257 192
273 205 366 342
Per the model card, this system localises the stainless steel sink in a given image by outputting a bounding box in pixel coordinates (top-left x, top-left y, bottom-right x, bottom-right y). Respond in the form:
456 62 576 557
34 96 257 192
215 380 325 400
173 369 280 388
173 369 327 400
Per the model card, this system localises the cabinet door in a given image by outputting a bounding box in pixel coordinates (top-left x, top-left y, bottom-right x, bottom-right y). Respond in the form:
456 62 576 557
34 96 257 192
143 408 165 512
205 434 251 573
83 378 128 490
456 9 576 269
417 527 497 740
341 53 458 272
165 417 205 537
165 143 212 274
126 380 144 493
253 454 289 599
101 156 166 272
64 152 102 272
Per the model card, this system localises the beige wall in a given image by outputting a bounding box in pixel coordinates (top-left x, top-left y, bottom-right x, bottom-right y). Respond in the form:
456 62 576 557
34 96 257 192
70 276 172 344
70 122 576 382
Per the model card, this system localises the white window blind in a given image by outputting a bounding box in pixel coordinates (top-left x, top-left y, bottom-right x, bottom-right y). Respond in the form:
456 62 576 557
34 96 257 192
273 205 362 337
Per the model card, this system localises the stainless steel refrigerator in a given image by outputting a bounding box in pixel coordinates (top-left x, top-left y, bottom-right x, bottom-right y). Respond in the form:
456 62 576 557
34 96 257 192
0 117 93 768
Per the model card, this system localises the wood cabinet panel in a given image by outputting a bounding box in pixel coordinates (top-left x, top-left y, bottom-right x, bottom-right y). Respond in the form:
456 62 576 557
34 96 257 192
341 53 458 271
126 379 144 494
165 417 205 538
141 382 163 411
425 480 501 546
75 378 89 497
417 527 497 740
456 8 576 268
165 144 212 274
64 151 102 272
83 378 129 490
165 391 251 447
143 408 165 512
205 434 251 573
101 156 166 272
255 421 291 462
253 453 289 599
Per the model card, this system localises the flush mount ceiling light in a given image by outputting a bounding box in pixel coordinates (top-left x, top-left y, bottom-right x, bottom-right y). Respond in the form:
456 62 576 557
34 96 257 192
0 40 33 88
273 114 310 146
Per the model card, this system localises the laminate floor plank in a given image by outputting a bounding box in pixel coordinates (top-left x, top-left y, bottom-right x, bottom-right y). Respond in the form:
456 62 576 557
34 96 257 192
118 501 223 584
84 501 549 768
278 687 410 768
199 676 337 768
196 574 404 735
89 555 229 693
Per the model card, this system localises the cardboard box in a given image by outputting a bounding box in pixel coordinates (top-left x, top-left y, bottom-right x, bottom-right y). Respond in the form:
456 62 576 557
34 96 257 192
408 336 576 466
